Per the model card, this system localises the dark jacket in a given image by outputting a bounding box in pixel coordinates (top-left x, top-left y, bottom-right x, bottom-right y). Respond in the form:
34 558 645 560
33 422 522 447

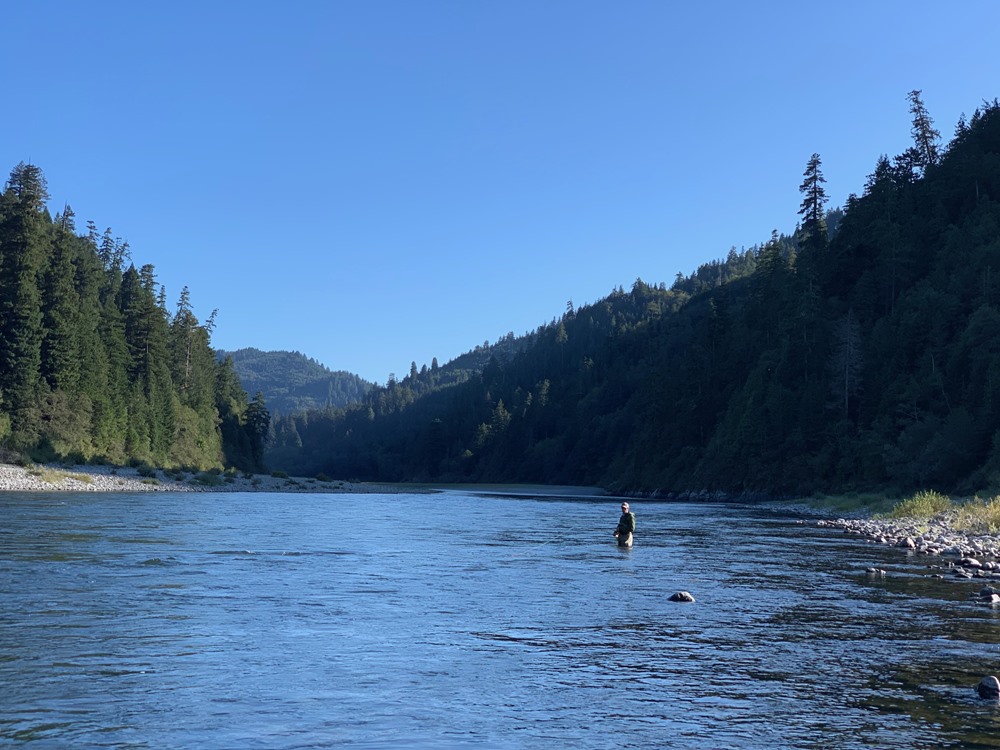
616 512 635 536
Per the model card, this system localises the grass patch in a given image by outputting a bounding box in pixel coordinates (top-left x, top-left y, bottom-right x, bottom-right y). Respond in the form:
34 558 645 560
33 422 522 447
28 466 67 484
798 492 898 515
882 490 954 519
191 471 226 487
953 496 1000 534
24 467 96 485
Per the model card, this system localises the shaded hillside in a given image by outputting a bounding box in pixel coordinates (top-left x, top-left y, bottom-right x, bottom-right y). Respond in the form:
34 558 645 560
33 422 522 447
269 95 1000 498
399 329 538 389
220 348 372 415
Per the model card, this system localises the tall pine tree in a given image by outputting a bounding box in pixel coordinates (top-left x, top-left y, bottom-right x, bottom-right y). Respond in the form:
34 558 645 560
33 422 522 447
0 163 49 445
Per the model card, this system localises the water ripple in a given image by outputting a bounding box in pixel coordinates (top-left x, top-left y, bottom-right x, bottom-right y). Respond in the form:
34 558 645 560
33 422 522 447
3 492 1000 747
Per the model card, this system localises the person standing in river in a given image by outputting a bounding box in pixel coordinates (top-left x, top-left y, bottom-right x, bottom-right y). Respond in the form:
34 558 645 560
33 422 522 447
613 502 635 547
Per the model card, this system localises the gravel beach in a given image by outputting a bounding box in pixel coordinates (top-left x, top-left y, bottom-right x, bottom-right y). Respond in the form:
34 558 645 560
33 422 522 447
0 463 405 494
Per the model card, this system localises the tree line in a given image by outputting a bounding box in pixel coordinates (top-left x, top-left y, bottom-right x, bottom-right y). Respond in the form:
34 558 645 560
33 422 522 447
0 163 268 471
268 92 1000 497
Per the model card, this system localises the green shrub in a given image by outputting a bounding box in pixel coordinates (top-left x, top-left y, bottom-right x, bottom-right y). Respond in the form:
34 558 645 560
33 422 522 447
315 472 332 482
28 441 57 465
954 496 1000 534
885 490 953 519
192 471 225 487
271 470 289 479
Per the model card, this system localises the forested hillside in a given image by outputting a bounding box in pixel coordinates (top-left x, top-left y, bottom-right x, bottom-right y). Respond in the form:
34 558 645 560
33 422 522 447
0 164 268 471
220 333 534 418
220 348 373 415
269 94 1000 497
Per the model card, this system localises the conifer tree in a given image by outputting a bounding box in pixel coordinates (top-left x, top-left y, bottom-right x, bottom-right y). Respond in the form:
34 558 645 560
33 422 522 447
798 153 828 249
0 163 50 444
906 89 941 173
40 207 82 392
245 392 271 470
118 264 175 461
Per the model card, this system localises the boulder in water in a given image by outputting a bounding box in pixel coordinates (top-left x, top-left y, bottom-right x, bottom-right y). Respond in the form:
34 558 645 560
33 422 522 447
668 591 695 603
977 675 1000 699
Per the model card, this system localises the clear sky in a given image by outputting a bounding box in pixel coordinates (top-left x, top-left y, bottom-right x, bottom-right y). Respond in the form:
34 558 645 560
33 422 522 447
3 2 997 384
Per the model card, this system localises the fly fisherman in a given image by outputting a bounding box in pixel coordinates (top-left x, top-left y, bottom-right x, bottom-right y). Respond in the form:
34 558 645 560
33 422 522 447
614 502 635 547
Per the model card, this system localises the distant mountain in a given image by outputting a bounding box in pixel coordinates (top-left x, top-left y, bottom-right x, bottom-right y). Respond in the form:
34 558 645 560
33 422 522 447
217 348 373 415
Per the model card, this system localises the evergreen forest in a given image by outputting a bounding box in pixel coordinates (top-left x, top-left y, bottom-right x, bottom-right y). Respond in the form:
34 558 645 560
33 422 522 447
0 164 269 472
267 94 1000 498
220 348 373 416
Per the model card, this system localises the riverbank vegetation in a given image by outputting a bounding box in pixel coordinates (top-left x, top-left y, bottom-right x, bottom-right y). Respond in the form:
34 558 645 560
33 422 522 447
878 489 1000 535
266 93 1000 500
812 488 1000 537
884 490 954 519
0 166 268 472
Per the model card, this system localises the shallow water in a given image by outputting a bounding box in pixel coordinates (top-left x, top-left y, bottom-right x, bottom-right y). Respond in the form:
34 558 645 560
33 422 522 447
3 490 1000 748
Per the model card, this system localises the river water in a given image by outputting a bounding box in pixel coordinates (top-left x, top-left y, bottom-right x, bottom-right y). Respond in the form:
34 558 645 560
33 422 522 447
3 490 1000 748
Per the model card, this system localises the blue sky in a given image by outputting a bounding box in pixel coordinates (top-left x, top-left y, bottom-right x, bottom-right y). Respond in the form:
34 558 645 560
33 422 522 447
3 2 998 384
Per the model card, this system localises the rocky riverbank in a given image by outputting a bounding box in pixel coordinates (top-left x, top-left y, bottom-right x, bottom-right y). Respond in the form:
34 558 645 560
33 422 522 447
815 512 1000 605
817 513 1000 560
0 462 406 494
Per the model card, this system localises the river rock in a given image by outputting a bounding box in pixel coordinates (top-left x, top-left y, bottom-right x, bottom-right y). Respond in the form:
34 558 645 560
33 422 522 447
978 676 1000 699
896 537 917 549
668 591 696 603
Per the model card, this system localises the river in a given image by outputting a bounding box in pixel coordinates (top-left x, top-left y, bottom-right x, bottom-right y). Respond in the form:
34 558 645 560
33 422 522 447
2 490 1000 748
